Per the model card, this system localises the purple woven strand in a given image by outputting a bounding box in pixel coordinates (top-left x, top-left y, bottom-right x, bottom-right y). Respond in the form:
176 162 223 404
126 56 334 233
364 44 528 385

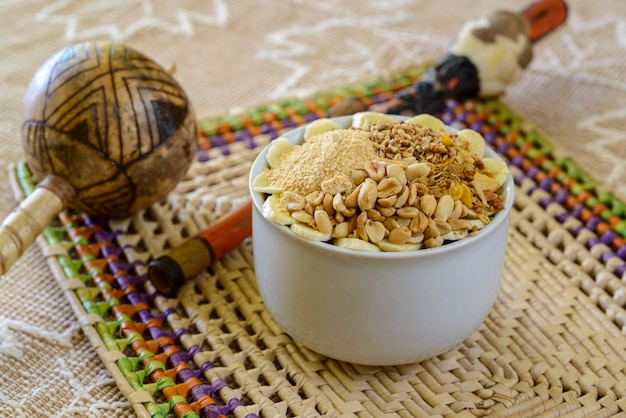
585 216 603 232
94 229 124 243
204 403 233 418
108 260 143 274
213 135 228 147
602 250 617 264
100 245 125 258
600 229 619 245
115 274 147 288
555 188 569 205
281 119 297 129
197 152 210 163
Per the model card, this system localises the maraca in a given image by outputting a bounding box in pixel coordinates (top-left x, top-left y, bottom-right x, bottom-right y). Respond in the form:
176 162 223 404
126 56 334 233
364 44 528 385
0 41 197 274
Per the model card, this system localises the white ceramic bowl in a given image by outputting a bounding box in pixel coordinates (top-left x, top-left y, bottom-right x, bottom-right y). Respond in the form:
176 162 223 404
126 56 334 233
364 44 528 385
249 115 513 365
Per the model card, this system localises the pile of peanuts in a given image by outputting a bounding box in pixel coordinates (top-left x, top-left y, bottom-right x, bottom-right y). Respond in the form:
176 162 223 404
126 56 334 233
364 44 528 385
253 113 508 252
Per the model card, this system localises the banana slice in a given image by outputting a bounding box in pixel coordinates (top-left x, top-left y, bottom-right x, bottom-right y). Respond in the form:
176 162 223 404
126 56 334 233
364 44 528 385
481 157 509 187
262 195 294 225
291 222 332 242
265 137 293 168
252 172 284 194
466 219 487 230
441 230 469 241
352 111 395 128
405 114 446 130
304 118 341 140
457 129 485 158
334 237 382 252
376 239 422 252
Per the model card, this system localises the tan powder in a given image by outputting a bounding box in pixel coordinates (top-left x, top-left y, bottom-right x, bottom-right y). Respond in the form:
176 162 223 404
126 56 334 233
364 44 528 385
267 129 376 196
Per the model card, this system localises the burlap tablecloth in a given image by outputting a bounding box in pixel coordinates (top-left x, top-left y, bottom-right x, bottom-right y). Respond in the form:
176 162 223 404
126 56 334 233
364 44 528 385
0 1 625 416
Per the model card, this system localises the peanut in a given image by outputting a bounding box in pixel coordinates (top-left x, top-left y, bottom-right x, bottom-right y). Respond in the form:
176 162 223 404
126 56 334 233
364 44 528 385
281 191 305 211
377 195 397 208
377 205 396 218
292 210 313 225
364 160 386 181
356 211 369 241
377 177 403 198
420 194 437 217
305 191 324 206
358 178 378 211
394 185 410 208
406 162 431 181
364 220 385 243
424 236 444 248
388 227 411 244
314 209 333 234
386 164 407 185
396 206 420 219
350 169 367 186
344 185 361 208
367 208 385 222
323 193 335 216
434 194 454 221
333 221 350 238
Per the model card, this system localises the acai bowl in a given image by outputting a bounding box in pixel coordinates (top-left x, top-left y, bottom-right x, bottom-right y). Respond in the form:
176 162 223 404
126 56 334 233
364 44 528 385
248 112 513 366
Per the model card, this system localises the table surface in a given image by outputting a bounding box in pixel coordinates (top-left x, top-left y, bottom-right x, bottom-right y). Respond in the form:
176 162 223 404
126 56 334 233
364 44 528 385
1 1 625 416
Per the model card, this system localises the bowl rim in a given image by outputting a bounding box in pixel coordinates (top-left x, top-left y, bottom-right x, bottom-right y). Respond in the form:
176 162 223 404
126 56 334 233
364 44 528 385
249 114 514 260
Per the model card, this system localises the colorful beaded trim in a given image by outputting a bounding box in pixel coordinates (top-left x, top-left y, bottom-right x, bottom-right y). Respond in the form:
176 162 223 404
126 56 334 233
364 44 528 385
16 67 626 418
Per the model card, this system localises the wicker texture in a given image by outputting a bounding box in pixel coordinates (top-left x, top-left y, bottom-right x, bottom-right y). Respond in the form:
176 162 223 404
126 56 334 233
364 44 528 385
8 70 626 417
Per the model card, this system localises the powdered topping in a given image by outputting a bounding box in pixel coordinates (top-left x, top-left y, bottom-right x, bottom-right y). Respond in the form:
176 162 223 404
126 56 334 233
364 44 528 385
266 129 376 196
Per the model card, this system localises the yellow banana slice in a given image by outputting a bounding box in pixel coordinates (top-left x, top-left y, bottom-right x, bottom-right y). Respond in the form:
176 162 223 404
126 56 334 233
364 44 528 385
334 237 382 252
291 222 332 242
405 114 446 130
481 157 509 186
262 194 294 225
251 172 284 194
303 118 341 140
466 219 487 230
441 230 468 241
376 239 422 252
351 111 395 128
265 137 293 168
457 129 485 158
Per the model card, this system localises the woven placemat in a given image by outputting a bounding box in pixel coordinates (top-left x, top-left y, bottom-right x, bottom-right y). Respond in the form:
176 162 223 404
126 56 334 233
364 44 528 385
10 68 626 418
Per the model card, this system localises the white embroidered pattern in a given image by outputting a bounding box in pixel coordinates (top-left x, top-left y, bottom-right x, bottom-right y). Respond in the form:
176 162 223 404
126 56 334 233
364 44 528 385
35 0 229 41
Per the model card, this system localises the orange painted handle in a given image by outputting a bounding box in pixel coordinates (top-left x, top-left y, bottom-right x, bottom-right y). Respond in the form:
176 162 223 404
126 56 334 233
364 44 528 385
522 0 568 43
197 200 253 261
148 200 252 296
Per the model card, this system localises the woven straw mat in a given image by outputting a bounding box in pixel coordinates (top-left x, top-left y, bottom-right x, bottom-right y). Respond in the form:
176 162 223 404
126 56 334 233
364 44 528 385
9 73 626 418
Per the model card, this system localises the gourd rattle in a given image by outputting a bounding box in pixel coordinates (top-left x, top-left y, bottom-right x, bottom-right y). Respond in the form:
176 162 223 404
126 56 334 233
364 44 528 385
0 41 197 274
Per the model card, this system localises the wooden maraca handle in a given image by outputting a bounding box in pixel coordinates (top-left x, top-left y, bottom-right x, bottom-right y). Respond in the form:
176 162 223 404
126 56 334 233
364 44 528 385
0 175 73 274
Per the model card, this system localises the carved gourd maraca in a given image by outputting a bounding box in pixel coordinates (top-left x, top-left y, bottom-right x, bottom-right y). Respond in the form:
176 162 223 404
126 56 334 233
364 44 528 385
0 41 196 273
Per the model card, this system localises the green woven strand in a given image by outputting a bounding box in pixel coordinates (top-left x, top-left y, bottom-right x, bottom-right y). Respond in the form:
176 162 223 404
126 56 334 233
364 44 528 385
95 321 126 352
16 161 36 194
57 256 92 282
169 395 199 417
145 402 169 418
138 350 166 376
81 298 111 317
117 357 148 391
157 376 176 391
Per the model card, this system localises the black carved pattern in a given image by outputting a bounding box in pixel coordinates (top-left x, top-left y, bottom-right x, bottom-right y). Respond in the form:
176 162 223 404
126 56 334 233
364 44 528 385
21 41 194 217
